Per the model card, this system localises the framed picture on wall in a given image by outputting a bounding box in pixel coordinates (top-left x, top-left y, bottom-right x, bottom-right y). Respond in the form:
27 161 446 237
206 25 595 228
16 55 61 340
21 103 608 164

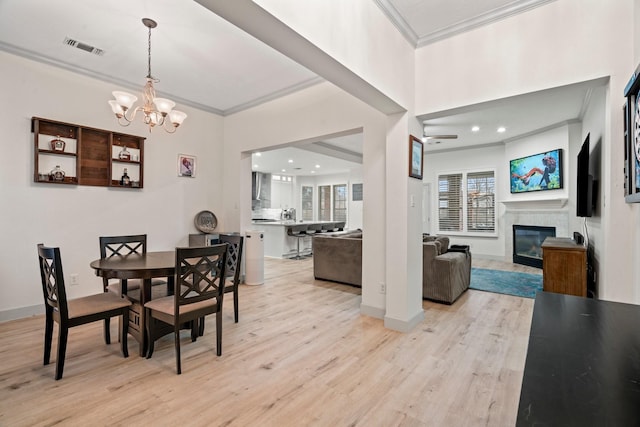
624 61 640 203
509 149 563 193
409 135 424 180
178 154 196 178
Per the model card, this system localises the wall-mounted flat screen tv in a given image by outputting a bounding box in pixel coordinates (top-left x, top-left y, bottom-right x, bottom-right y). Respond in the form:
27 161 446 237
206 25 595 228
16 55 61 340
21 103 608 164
510 149 563 193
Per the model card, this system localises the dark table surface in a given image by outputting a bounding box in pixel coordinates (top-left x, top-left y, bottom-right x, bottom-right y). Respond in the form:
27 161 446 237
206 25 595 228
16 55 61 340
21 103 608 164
517 291 640 426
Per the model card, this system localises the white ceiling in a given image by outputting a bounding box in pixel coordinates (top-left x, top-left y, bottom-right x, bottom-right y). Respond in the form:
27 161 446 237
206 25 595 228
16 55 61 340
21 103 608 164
1 0 594 176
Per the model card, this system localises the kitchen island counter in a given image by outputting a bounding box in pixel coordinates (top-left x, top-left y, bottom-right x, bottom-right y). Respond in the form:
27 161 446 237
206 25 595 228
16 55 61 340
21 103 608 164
252 221 344 258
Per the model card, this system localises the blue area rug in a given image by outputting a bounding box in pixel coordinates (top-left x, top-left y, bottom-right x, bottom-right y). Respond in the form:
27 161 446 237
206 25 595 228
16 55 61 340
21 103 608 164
470 267 542 298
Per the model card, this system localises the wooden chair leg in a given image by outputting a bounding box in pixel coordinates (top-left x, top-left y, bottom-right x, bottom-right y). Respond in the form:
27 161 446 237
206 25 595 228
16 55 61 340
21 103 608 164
216 311 222 356
55 327 69 380
103 318 111 345
146 311 155 359
175 324 182 375
198 316 205 336
233 287 239 323
120 311 129 358
191 320 198 342
43 311 53 365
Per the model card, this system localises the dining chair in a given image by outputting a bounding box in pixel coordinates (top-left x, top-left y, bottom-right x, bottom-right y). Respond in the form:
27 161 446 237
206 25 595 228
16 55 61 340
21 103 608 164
198 234 244 335
145 244 228 374
221 234 244 322
99 234 168 343
37 244 131 380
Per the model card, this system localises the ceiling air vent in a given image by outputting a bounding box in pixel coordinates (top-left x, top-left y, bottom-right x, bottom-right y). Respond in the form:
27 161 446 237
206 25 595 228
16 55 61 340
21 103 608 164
63 37 105 56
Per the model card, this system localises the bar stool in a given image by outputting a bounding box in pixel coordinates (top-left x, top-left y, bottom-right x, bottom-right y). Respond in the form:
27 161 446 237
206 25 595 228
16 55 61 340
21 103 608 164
321 222 337 233
305 223 323 256
287 224 308 259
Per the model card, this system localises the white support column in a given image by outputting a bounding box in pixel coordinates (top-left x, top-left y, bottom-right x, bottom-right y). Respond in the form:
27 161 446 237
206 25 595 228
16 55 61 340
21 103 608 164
383 112 424 332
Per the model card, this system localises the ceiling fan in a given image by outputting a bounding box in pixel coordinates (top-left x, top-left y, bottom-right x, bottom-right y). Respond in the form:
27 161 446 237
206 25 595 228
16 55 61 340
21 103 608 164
422 134 458 140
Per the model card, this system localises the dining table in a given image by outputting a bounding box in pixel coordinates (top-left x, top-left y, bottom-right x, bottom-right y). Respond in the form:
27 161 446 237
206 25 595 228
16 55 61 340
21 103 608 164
90 251 176 356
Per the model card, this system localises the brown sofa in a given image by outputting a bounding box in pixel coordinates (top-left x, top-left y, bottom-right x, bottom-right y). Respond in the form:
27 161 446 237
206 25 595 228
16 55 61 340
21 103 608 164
313 232 471 303
312 230 362 287
422 236 471 304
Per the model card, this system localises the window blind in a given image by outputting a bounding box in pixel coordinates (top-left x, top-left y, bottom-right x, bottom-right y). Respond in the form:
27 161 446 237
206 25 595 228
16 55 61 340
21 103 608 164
438 174 462 231
467 171 495 232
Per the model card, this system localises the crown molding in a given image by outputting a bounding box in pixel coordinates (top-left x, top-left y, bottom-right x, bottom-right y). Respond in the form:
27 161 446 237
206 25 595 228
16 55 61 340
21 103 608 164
375 0 557 48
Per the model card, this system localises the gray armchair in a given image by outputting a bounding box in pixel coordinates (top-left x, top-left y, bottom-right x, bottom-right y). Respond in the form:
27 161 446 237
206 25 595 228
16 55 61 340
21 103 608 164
422 236 471 304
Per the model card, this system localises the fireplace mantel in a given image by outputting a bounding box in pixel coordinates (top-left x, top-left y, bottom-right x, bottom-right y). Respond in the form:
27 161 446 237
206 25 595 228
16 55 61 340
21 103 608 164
501 198 568 210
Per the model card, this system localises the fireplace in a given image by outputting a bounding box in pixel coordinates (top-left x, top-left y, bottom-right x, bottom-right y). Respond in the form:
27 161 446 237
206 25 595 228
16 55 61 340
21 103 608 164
512 225 556 268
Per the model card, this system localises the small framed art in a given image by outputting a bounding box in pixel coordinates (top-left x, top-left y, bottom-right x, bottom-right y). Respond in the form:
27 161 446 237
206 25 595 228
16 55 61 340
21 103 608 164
624 61 640 203
178 154 196 178
409 135 424 180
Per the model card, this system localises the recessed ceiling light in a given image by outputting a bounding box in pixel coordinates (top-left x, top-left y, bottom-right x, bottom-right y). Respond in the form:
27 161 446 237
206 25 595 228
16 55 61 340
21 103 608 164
311 171 315 174
288 159 293 163
253 164 258 168
281 169 286 172
471 126 480 132
315 164 320 168
255 152 261 157
497 127 506 133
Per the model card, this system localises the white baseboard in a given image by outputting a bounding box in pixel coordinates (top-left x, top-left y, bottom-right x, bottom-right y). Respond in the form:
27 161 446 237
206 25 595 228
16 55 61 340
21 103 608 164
360 303 385 319
384 309 425 333
0 304 43 322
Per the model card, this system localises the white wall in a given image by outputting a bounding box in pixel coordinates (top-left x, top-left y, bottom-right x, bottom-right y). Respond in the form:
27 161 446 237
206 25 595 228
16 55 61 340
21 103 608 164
222 82 390 318
254 0 415 109
424 144 505 257
415 0 638 302
579 84 606 296
0 51 224 319
503 126 571 203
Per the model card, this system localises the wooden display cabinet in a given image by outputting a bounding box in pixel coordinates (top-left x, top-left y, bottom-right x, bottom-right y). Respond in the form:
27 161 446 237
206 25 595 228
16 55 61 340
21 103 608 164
111 133 144 188
32 117 144 188
541 237 587 297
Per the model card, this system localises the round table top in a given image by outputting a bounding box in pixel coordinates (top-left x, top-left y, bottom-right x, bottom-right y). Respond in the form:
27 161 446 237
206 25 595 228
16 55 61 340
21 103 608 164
90 251 175 280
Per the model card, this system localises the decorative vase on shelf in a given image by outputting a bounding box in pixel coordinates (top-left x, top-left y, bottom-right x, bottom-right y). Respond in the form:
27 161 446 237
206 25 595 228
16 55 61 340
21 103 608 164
50 165 65 182
50 136 65 152
118 146 131 161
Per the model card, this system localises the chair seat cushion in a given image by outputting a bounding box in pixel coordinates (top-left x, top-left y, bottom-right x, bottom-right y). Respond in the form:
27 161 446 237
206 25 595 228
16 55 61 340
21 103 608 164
67 292 131 320
144 295 218 317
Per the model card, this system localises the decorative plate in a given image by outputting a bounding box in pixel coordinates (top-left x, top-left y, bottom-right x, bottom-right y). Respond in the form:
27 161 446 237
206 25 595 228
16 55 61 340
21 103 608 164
194 210 217 233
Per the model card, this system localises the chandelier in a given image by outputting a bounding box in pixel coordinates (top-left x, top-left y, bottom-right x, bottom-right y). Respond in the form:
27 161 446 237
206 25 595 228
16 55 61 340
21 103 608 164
108 18 186 133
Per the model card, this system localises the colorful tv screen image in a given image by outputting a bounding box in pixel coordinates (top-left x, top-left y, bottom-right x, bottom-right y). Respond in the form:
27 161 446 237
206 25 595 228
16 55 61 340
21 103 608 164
510 149 563 193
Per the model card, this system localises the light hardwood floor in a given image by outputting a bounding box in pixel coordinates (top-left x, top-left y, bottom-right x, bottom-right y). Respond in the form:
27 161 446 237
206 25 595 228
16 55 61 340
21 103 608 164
0 257 534 426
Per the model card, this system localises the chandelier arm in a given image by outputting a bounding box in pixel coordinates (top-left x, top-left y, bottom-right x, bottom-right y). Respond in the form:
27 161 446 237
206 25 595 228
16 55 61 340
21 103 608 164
117 116 132 127
121 106 142 124
163 122 178 134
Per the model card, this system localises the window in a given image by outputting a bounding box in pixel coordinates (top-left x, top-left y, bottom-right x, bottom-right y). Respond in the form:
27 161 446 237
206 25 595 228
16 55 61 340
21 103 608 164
301 186 313 221
438 170 495 234
333 184 347 222
467 171 495 232
438 174 462 231
318 185 331 221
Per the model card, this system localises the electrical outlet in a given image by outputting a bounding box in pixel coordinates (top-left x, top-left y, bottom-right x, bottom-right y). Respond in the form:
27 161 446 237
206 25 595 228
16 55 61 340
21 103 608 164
70 273 79 286
379 282 386 294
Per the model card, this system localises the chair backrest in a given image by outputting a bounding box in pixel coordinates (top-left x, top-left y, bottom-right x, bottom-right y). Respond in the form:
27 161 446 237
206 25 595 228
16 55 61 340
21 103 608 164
174 245 228 313
37 244 69 321
99 234 147 259
219 234 244 284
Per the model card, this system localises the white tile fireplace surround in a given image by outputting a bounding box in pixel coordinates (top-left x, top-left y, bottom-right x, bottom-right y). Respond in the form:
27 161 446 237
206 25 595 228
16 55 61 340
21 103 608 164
502 199 569 264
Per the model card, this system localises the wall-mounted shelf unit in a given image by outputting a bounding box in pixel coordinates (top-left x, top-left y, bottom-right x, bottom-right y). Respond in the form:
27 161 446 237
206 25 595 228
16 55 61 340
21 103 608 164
32 117 145 189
